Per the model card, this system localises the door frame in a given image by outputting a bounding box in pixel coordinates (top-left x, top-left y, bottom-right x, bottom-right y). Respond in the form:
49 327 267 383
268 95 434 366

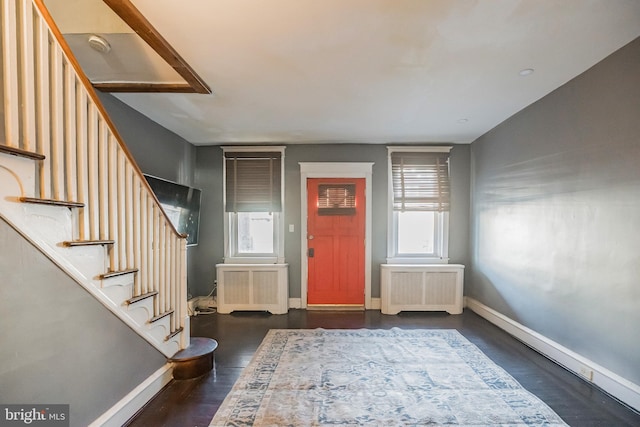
299 162 374 309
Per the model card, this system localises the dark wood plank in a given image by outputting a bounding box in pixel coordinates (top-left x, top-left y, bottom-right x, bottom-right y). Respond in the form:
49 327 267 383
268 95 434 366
100 268 139 279
62 239 114 247
125 310 640 427
165 327 184 342
0 144 45 160
126 291 158 305
149 310 174 323
20 197 84 208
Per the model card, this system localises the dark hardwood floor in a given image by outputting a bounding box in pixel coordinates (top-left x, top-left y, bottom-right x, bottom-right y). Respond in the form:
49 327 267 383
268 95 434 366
126 309 640 426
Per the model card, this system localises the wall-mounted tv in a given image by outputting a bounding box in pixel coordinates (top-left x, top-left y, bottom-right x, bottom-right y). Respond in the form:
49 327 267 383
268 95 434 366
144 175 202 246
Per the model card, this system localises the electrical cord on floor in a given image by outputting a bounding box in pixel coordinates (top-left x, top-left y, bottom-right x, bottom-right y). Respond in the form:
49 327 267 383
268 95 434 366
189 283 218 316
195 307 217 315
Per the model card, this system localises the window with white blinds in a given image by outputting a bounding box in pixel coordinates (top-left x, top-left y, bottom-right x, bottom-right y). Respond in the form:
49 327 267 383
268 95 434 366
222 147 285 263
387 146 451 263
225 152 282 212
391 151 450 212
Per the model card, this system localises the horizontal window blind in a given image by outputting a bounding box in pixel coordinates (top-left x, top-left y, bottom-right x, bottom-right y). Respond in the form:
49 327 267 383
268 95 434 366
391 151 450 212
225 152 282 212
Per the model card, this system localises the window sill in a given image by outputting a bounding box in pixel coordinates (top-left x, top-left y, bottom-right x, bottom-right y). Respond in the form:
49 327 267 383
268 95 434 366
385 257 449 265
223 256 284 265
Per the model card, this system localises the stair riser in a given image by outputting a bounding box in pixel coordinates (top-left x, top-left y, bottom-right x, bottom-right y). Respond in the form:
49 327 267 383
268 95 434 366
102 283 133 308
23 204 74 244
0 153 37 199
146 316 180 355
101 272 136 289
127 297 155 326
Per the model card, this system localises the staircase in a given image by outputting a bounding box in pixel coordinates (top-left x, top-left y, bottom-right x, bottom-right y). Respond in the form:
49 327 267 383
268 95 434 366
0 0 188 357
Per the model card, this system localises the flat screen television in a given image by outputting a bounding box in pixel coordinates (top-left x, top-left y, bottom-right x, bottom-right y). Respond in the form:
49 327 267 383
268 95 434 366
144 175 202 246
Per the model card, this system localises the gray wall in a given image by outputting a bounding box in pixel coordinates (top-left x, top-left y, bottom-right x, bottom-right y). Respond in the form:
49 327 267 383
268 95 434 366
0 219 167 427
97 93 196 186
469 38 640 384
190 144 470 299
190 146 225 296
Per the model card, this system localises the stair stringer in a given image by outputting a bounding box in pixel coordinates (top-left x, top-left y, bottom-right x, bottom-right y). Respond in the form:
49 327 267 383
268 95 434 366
0 153 188 358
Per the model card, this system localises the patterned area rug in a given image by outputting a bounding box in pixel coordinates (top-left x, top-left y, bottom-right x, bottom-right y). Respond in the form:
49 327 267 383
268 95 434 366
210 328 567 426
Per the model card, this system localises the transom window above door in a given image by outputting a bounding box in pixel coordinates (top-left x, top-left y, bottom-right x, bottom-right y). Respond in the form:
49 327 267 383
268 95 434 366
317 184 356 215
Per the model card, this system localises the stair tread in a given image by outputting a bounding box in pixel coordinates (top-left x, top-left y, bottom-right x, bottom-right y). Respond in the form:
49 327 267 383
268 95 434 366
126 291 158 305
165 327 184 342
149 309 174 323
0 145 45 160
20 197 84 208
63 239 115 247
100 268 139 279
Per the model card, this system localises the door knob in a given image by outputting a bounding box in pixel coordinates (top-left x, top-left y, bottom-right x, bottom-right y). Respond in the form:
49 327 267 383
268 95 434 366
308 235 314 240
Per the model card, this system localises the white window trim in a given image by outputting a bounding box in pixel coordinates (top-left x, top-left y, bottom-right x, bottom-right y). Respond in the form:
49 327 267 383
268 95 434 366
386 146 451 264
222 146 286 264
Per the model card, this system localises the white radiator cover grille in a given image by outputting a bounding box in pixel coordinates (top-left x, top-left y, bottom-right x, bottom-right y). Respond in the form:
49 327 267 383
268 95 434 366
381 264 464 315
216 264 288 314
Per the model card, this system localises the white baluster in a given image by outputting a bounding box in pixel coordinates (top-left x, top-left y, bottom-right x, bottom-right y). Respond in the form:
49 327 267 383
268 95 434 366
76 89 89 240
153 205 161 315
64 67 77 203
132 175 142 295
19 0 36 152
2 0 20 147
98 119 109 240
36 18 51 198
108 134 118 271
117 149 126 269
50 45 64 200
140 192 149 295
125 162 134 270
86 104 99 240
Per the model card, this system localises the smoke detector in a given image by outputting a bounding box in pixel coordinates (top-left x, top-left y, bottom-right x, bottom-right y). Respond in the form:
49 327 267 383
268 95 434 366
87 34 111 54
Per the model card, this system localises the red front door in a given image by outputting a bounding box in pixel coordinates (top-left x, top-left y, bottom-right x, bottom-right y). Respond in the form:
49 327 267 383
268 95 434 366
307 178 365 305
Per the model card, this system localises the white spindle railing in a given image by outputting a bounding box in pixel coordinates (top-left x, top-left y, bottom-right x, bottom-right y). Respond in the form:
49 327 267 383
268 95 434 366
1 0 187 349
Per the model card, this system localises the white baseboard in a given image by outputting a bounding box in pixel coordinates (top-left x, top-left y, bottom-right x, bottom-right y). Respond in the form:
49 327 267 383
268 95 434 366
89 364 174 427
465 297 640 412
288 298 302 309
370 297 381 310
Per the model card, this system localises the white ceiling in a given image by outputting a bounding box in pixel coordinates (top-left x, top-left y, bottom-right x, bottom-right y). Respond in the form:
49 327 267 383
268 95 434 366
49 0 640 145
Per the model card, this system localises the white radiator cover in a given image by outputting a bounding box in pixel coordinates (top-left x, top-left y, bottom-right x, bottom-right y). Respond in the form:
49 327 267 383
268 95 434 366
216 264 288 314
380 264 464 315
